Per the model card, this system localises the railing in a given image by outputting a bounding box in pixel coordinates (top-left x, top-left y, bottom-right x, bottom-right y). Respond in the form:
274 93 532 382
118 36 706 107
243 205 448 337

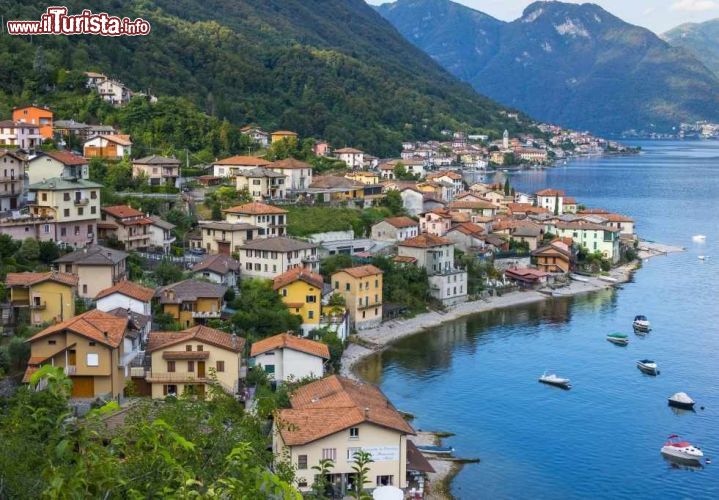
129 367 146 378
30 301 47 310
74 198 90 206
191 310 221 318
65 365 76 375
145 372 207 383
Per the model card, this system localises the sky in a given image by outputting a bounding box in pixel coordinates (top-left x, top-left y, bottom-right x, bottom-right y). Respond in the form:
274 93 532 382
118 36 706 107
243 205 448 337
367 0 719 33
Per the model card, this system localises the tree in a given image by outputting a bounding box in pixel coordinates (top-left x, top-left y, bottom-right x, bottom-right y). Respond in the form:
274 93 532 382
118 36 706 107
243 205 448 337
320 254 354 280
16 238 40 262
503 178 511 196
28 365 73 399
309 459 335 499
554 193 560 215
154 261 185 286
381 190 405 215
38 240 61 264
309 326 344 373
350 450 374 499
231 279 302 341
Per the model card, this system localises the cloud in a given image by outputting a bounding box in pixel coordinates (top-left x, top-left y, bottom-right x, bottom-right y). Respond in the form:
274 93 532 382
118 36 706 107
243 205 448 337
670 0 719 11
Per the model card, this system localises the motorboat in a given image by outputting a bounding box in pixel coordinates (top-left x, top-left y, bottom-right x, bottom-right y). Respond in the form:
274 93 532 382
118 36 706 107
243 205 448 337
692 234 706 242
661 435 704 465
539 372 572 389
637 359 658 376
415 445 454 456
668 392 695 410
570 274 590 283
632 315 651 331
698 255 709 261
607 333 629 346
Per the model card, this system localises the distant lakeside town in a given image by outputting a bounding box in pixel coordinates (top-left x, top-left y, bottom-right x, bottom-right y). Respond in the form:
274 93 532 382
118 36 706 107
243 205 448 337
0 71 649 499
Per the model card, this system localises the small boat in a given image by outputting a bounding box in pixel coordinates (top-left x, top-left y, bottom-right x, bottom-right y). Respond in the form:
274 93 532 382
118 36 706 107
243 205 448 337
632 315 651 332
539 372 572 389
661 435 704 464
415 445 454 455
598 276 618 283
570 274 590 283
668 392 695 410
637 359 658 375
698 255 708 261
607 333 629 346
692 234 706 242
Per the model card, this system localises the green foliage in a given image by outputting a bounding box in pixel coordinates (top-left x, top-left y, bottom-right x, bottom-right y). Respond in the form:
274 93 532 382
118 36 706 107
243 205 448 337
309 326 345 373
350 450 374 499
320 254 355 280
153 261 186 286
393 162 420 181
309 458 335 499
285 206 392 238
371 256 430 314
15 238 40 262
380 189 406 216
230 279 302 342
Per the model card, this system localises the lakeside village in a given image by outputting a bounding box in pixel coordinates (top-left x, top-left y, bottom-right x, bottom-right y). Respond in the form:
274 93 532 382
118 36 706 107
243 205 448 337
0 76 641 499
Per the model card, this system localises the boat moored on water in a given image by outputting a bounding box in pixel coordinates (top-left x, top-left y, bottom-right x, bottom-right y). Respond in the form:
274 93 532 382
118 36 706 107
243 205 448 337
668 392 696 410
539 372 572 389
607 333 629 346
637 359 658 375
632 315 651 332
661 435 704 465
415 445 454 456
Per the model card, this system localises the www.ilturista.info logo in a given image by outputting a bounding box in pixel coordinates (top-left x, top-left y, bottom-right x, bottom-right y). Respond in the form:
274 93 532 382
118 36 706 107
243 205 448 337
6 7 151 36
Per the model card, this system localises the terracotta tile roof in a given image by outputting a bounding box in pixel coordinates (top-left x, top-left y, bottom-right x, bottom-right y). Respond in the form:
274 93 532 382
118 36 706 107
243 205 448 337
427 170 462 180
146 325 245 353
448 222 485 236
42 150 88 166
334 147 363 154
310 176 365 189
399 234 452 248
95 280 155 302
555 221 620 232
6 271 78 288
273 267 324 290
272 130 298 136
250 332 330 358
507 203 550 214
392 256 417 264
102 205 145 219
333 265 383 279
162 351 210 360
535 189 565 197
223 202 288 215
381 216 418 229
578 210 634 223
424 208 452 219
192 254 241 275
270 158 312 170
156 279 227 303
276 375 414 446
450 212 471 223
214 155 270 166
449 200 497 210
564 197 578 204
100 134 132 146
532 241 572 258
27 309 128 348
22 366 39 383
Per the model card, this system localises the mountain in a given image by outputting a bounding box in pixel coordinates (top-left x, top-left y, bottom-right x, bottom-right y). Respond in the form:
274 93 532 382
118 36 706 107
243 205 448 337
663 19 719 77
376 0 719 134
0 0 532 156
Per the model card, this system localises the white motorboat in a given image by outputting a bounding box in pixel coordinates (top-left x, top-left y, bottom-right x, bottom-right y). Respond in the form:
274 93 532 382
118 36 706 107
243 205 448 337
698 255 708 261
570 274 590 283
668 392 695 410
539 372 571 389
632 315 651 332
637 359 658 376
661 435 704 464
692 234 706 242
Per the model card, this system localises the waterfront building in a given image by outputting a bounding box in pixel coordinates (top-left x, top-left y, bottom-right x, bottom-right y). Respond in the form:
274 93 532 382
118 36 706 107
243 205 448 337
274 375 415 493
535 189 565 215
553 221 621 263
531 241 574 274
331 265 383 330
250 332 329 382
145 325 245 399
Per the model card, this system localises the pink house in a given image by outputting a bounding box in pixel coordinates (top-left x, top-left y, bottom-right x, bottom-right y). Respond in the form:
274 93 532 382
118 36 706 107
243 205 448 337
313 141 331 157
420 208 453 236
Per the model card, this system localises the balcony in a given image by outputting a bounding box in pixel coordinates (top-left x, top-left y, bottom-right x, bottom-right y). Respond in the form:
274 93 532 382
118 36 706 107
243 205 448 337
74 198 90 206
191 310 221 319
145 372 208 383
0 175 17 182
30 301 47 310
64 365 77 376
302 255 320 263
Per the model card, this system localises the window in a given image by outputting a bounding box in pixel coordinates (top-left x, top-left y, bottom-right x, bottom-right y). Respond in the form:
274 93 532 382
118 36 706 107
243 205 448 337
264 364 275 374
349 427 359 439
308 311 314 319
306 295 317 303
376 476 394 487
345 283 350 291
297 455 308 470
89 341 96 346
82 284 87 294
321 448 337 462
186 345 192 351
282 289 287 297
347 447 361 461
41 192 47 201
334 281 339 289
86 353 99 367
188 361 194 372
91 206 97 214
48 340 56 345
77 207 84 216
197 345 203 352
167 361 176 372
64 193 70 201
216 361 225 372
297 479 308 488
90 191 97 199
64 209 70 217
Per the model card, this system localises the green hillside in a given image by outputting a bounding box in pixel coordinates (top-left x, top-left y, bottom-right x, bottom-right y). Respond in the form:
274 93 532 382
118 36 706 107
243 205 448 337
0 0 532 157
664 19 719 77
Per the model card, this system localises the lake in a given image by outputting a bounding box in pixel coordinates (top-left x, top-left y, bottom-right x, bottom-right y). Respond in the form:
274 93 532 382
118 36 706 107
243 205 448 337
356 141 719 499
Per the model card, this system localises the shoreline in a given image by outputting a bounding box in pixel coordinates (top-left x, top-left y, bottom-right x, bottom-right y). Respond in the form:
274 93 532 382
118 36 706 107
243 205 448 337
340 240 684 499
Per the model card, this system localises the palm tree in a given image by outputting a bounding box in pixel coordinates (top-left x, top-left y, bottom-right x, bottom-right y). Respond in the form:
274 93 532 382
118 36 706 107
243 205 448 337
350 450 374 500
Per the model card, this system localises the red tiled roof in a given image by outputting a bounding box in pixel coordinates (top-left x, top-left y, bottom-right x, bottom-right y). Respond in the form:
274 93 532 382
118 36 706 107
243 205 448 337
536 189 565 197
223 202 287 215
449 222 485 236
382 216 418 229
270 158 312 170
214 155 270 166
334 265 383 279
27 310 128 348
95 280 155 302
449 200 497 210
273 267 324 291
102 205 144 219
6 271 78 288
399 234 451 248
42 150 87 166
276 376 414 446
146 325 245 353
250 332 330 359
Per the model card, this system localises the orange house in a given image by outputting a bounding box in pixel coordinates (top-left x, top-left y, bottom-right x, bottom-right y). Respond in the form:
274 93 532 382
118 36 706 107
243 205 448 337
13 105 54 139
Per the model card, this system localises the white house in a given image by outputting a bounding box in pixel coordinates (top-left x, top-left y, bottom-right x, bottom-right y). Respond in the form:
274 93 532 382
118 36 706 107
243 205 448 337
268 158 313 191
95 280 155 349
536 189 565 215
83 134 132 159
334 147 364 169
238 237 319 280
371 216 419 243
0 120 43 150
212 155 271 178
250 332 329 382
191 254 241 288
148 216 176 254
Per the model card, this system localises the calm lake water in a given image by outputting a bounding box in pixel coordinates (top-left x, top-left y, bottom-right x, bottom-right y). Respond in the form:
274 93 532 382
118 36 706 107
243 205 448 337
357 141 719 499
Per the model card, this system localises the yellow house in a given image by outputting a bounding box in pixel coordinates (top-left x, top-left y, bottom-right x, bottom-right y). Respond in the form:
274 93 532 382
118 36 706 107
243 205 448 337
273 267 325 335
54 244 129 299
271 130 298 143
274 375 415 494
6 272 77 326
144 325 245 399
155 279 227 329
23 310 128 399
345 171 380 185
332 265 383 330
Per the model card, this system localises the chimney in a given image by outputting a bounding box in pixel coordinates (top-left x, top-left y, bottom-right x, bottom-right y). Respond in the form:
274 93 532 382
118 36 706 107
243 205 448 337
364 407 370 418
103 331 109 340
